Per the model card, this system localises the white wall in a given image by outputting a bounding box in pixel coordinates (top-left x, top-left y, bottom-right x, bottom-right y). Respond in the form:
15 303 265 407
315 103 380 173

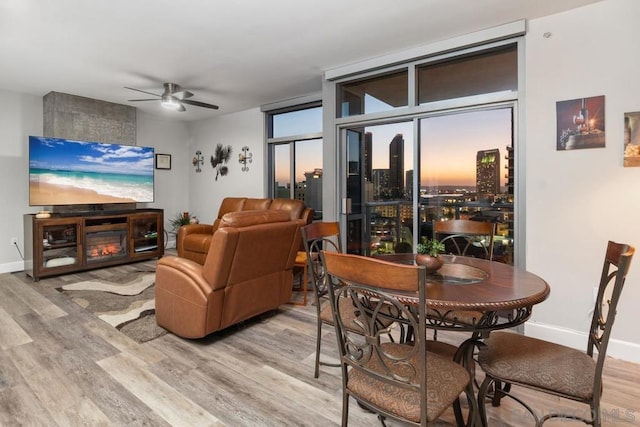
136 112 189 247
524 0 640 362
0 90 42 273
187 107 264 224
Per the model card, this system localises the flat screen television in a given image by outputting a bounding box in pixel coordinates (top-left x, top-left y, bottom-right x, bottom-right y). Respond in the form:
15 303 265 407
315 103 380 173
29 136 155 207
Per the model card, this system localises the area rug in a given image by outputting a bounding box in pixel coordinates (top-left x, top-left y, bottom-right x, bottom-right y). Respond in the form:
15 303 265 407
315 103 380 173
56 272 167 343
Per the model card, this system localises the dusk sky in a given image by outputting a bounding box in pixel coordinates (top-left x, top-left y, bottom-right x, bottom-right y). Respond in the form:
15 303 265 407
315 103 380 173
274 103 512 189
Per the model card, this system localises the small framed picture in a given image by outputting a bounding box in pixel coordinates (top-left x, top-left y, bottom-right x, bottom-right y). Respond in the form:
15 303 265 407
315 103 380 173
155 153 171 170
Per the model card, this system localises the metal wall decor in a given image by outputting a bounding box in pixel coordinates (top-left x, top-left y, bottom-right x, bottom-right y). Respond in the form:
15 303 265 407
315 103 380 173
192 150 204 172
239 146 252 172
210 144 232 180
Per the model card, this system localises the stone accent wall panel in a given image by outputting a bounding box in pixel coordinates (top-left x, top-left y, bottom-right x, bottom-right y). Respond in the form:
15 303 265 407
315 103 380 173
43 91 136 145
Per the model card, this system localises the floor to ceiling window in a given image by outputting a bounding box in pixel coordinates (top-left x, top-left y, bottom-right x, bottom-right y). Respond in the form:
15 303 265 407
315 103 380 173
419 108 514 264
265 102 323 219
334 41 520 264
343 121 414 255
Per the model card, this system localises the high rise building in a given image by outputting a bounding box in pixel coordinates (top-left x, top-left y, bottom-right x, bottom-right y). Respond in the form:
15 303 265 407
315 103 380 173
405 169 413 199
372 169 390 200
504 145 514 195
304 168 323 214
364 132 372 182
476 148 500 195
389 133 404 198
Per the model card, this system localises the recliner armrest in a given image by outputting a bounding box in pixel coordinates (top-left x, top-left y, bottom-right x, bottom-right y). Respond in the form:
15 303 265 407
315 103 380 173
157 255 210 290
177 223 214 257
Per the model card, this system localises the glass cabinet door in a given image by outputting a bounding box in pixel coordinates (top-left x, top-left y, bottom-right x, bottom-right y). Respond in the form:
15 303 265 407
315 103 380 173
40 219 81 270
130 213 163 256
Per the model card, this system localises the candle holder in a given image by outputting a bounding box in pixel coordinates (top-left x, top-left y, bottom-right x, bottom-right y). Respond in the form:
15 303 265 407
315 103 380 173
239 146 253 172
192 150 203 173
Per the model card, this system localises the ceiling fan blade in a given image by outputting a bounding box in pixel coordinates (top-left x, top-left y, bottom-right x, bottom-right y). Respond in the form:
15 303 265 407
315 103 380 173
177 103 186 112
173 90 194 100
124 87 161 97
182 99 219 110
128 98 161 102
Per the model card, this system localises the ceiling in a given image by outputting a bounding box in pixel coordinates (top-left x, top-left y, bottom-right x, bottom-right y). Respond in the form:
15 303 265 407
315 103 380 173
0 0 601 122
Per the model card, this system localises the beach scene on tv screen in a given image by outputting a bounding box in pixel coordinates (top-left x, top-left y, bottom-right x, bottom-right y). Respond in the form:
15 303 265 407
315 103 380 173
29 136 154 206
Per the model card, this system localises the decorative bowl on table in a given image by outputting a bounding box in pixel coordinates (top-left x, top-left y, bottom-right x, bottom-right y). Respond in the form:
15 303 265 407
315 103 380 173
415 254 444 274
415 238 445 274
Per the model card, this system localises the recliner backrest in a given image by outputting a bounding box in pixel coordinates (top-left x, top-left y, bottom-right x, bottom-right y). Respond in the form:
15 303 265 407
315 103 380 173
202 210 300 288
269 198 305 220
213 197 248 231
244 198 272 211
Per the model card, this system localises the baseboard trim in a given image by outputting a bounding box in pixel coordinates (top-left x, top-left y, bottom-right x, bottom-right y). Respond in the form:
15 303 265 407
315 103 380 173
525 322 640 364
0 261 25 274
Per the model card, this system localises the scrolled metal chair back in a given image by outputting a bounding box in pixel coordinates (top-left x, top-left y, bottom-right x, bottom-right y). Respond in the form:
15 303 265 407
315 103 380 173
301 221 344 378
301 221 342 307
589 241 634 388
433 219 496 260
332 279 422 384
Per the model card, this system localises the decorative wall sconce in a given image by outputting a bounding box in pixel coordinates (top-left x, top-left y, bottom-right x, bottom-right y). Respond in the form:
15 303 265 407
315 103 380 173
192 150 204 173
239 146 253 172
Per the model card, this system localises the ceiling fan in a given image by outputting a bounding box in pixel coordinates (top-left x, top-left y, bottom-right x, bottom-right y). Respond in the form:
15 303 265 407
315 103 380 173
125 82 219 112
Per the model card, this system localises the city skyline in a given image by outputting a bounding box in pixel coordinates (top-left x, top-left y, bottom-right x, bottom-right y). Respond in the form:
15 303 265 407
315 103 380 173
276 107 512 189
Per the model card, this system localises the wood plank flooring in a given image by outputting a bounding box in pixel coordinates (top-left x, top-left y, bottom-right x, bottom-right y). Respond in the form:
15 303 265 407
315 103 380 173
2 259 639 426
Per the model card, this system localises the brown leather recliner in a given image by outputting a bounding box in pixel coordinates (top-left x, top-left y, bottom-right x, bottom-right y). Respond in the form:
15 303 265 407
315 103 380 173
155 210 302 338
177 197 313 265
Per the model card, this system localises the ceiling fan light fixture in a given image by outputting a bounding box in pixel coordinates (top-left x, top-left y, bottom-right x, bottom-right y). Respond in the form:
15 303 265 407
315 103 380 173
161 94 181 110
127 83 217 111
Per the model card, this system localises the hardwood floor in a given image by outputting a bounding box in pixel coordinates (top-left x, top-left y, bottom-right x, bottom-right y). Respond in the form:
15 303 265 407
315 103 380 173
2 260 639 426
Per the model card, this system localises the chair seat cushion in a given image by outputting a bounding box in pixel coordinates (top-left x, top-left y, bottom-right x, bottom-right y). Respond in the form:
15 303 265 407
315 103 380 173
320 297 363 333
294 251 307 265
478 332 596 401
425 340 459 359
348 343 470 423
320 297 398 334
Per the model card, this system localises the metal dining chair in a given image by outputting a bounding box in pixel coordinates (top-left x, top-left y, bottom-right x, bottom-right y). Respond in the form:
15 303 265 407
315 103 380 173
322 251 478 426
301 221 346 378
428 219 497 342
476 240 635 427
433 219 496 260
302 222 398 379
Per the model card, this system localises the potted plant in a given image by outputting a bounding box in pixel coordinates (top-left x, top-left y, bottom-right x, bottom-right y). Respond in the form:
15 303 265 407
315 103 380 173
169 212 196 231
415 238 445 273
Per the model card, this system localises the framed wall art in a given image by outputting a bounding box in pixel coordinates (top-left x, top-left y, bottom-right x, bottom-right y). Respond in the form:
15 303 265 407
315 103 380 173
155 153 172 170
624 111 640 167
556 95 605 150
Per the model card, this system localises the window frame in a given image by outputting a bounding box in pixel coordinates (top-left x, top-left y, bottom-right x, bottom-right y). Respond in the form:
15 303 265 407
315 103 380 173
264 99 323 201
326 35 525 267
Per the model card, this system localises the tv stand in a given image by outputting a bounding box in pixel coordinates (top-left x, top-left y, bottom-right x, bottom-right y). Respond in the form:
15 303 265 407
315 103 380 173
23 209 164 281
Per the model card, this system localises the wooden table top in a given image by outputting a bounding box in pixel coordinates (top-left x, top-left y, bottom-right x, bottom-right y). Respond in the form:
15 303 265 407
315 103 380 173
373 253 550 312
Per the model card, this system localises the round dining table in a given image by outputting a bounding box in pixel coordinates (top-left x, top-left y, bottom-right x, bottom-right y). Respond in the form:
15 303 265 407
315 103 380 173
367 253 550 427
373 253 551 334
